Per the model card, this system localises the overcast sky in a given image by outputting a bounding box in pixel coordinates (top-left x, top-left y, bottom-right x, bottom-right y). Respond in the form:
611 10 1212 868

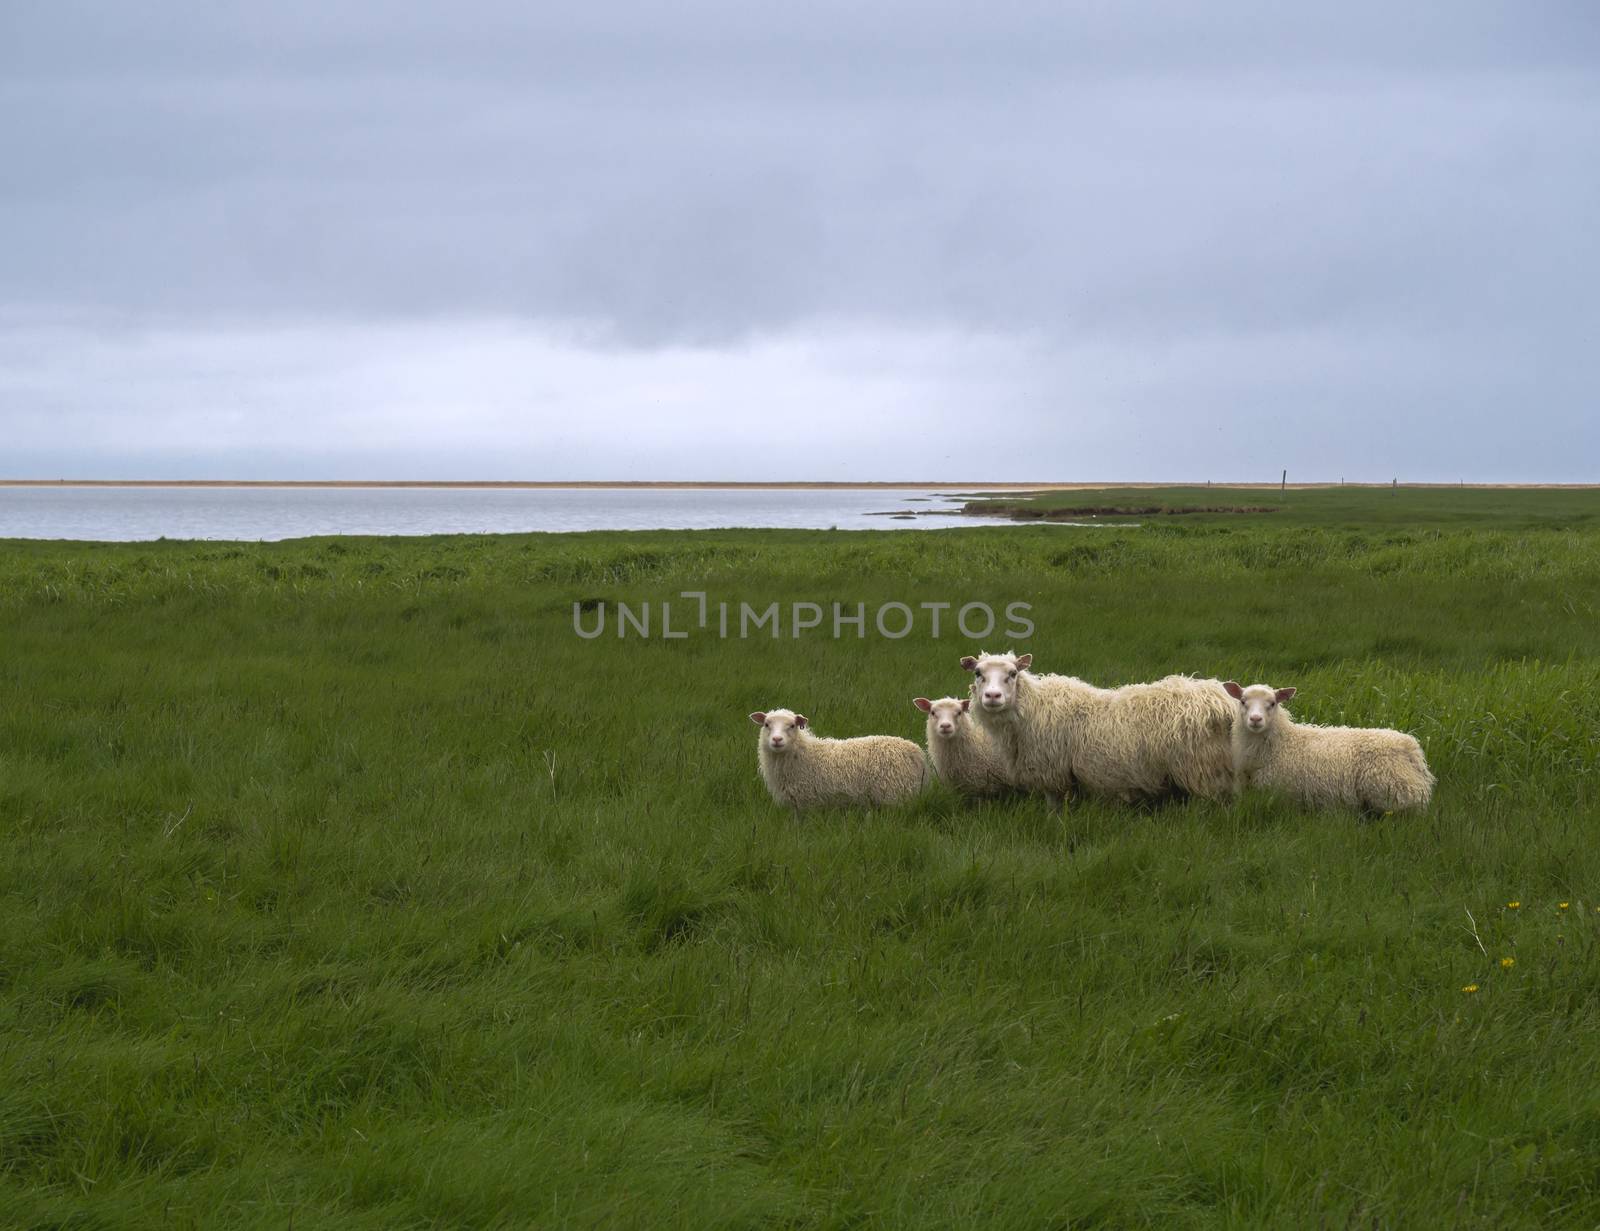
2 2 1596 481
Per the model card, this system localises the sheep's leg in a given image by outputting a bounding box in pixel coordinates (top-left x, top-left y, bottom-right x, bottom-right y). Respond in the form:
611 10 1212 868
1360 796 1388 820
791 804 804 823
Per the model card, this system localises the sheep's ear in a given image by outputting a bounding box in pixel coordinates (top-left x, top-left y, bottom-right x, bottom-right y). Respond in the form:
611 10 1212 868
959 698 970 712
1223 681 1243 699
1014 654 1032 670
795 714 809 729
913 697 933 713
1275 687 1297 703
748 712 767 725
960 656 979 671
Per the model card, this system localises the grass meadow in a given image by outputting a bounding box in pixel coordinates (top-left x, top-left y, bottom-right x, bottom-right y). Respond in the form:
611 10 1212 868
2 489 1599 1227
963 484 1600 529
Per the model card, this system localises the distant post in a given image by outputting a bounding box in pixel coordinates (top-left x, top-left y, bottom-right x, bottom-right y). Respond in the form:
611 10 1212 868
1281 469 1287 492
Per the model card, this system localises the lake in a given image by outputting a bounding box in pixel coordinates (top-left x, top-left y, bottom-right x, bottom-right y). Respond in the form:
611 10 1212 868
0 486 1010 541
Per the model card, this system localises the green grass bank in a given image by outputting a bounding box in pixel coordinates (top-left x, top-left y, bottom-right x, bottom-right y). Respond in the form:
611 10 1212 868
2 491 1599 1227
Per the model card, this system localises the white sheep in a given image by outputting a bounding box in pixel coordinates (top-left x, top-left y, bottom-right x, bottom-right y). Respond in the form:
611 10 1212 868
913 696 1013 798
748 708 928 818
963 652 1235 808
1223 682 1435 812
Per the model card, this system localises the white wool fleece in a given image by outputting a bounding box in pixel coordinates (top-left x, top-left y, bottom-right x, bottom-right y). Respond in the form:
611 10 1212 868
914 696 1013 798
1226 682 1434 812
749 708 928 817
964 652 1235 803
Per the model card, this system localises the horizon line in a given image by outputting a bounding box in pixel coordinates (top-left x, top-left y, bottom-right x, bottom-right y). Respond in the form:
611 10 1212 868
1 479 1598 491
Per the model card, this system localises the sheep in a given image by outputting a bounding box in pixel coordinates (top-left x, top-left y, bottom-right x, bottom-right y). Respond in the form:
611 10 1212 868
962 651 1235 808
913 696 1014 798
1223 681 1435 812
748 708 928 819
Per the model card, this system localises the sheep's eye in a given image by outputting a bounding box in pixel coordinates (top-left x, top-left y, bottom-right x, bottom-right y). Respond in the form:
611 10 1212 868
975 670 983 679
1268 701 1276 709
1007 671 1016 680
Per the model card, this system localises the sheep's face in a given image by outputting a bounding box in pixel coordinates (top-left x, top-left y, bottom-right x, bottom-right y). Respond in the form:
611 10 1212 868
916 696 971 738
1224 682 1295 734
750 708 807 753
962 652 1031 712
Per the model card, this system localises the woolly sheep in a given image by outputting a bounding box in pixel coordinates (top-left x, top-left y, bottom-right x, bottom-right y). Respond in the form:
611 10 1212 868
748 708 928 818
1223 682 1435 812
963 652 1235 808
913 696 1013 798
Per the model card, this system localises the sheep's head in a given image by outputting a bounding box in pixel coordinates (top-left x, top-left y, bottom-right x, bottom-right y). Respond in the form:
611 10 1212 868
914 696 971 738
1223 681 1295 734
749 708 807 753
961 651 1031 712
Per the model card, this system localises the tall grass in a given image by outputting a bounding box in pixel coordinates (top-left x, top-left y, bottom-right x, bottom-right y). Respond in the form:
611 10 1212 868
2 499 1599 1227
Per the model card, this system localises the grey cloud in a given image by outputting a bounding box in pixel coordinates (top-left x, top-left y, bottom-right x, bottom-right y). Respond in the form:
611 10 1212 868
0 2 1596 478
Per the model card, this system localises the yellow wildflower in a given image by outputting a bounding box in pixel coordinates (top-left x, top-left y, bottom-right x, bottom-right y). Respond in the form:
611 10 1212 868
1506 901 1521 909
1500 956 1515 969
1559 902 1569 910
1462 984 1479 994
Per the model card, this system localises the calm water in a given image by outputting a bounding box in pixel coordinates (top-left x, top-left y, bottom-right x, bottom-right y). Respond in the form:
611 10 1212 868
0 486 1012 541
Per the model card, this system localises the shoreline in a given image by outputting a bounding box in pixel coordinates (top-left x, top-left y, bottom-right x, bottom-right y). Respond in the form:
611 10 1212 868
2 480 1595 491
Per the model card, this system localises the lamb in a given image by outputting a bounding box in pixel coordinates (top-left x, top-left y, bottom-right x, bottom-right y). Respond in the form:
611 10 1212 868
1223 681 1435 812
913 696 1013 798
962 652 1235 808
748 708 928 818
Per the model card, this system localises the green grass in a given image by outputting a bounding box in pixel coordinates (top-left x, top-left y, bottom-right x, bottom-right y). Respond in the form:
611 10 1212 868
2 490 1600 1227
966 484 1600 529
